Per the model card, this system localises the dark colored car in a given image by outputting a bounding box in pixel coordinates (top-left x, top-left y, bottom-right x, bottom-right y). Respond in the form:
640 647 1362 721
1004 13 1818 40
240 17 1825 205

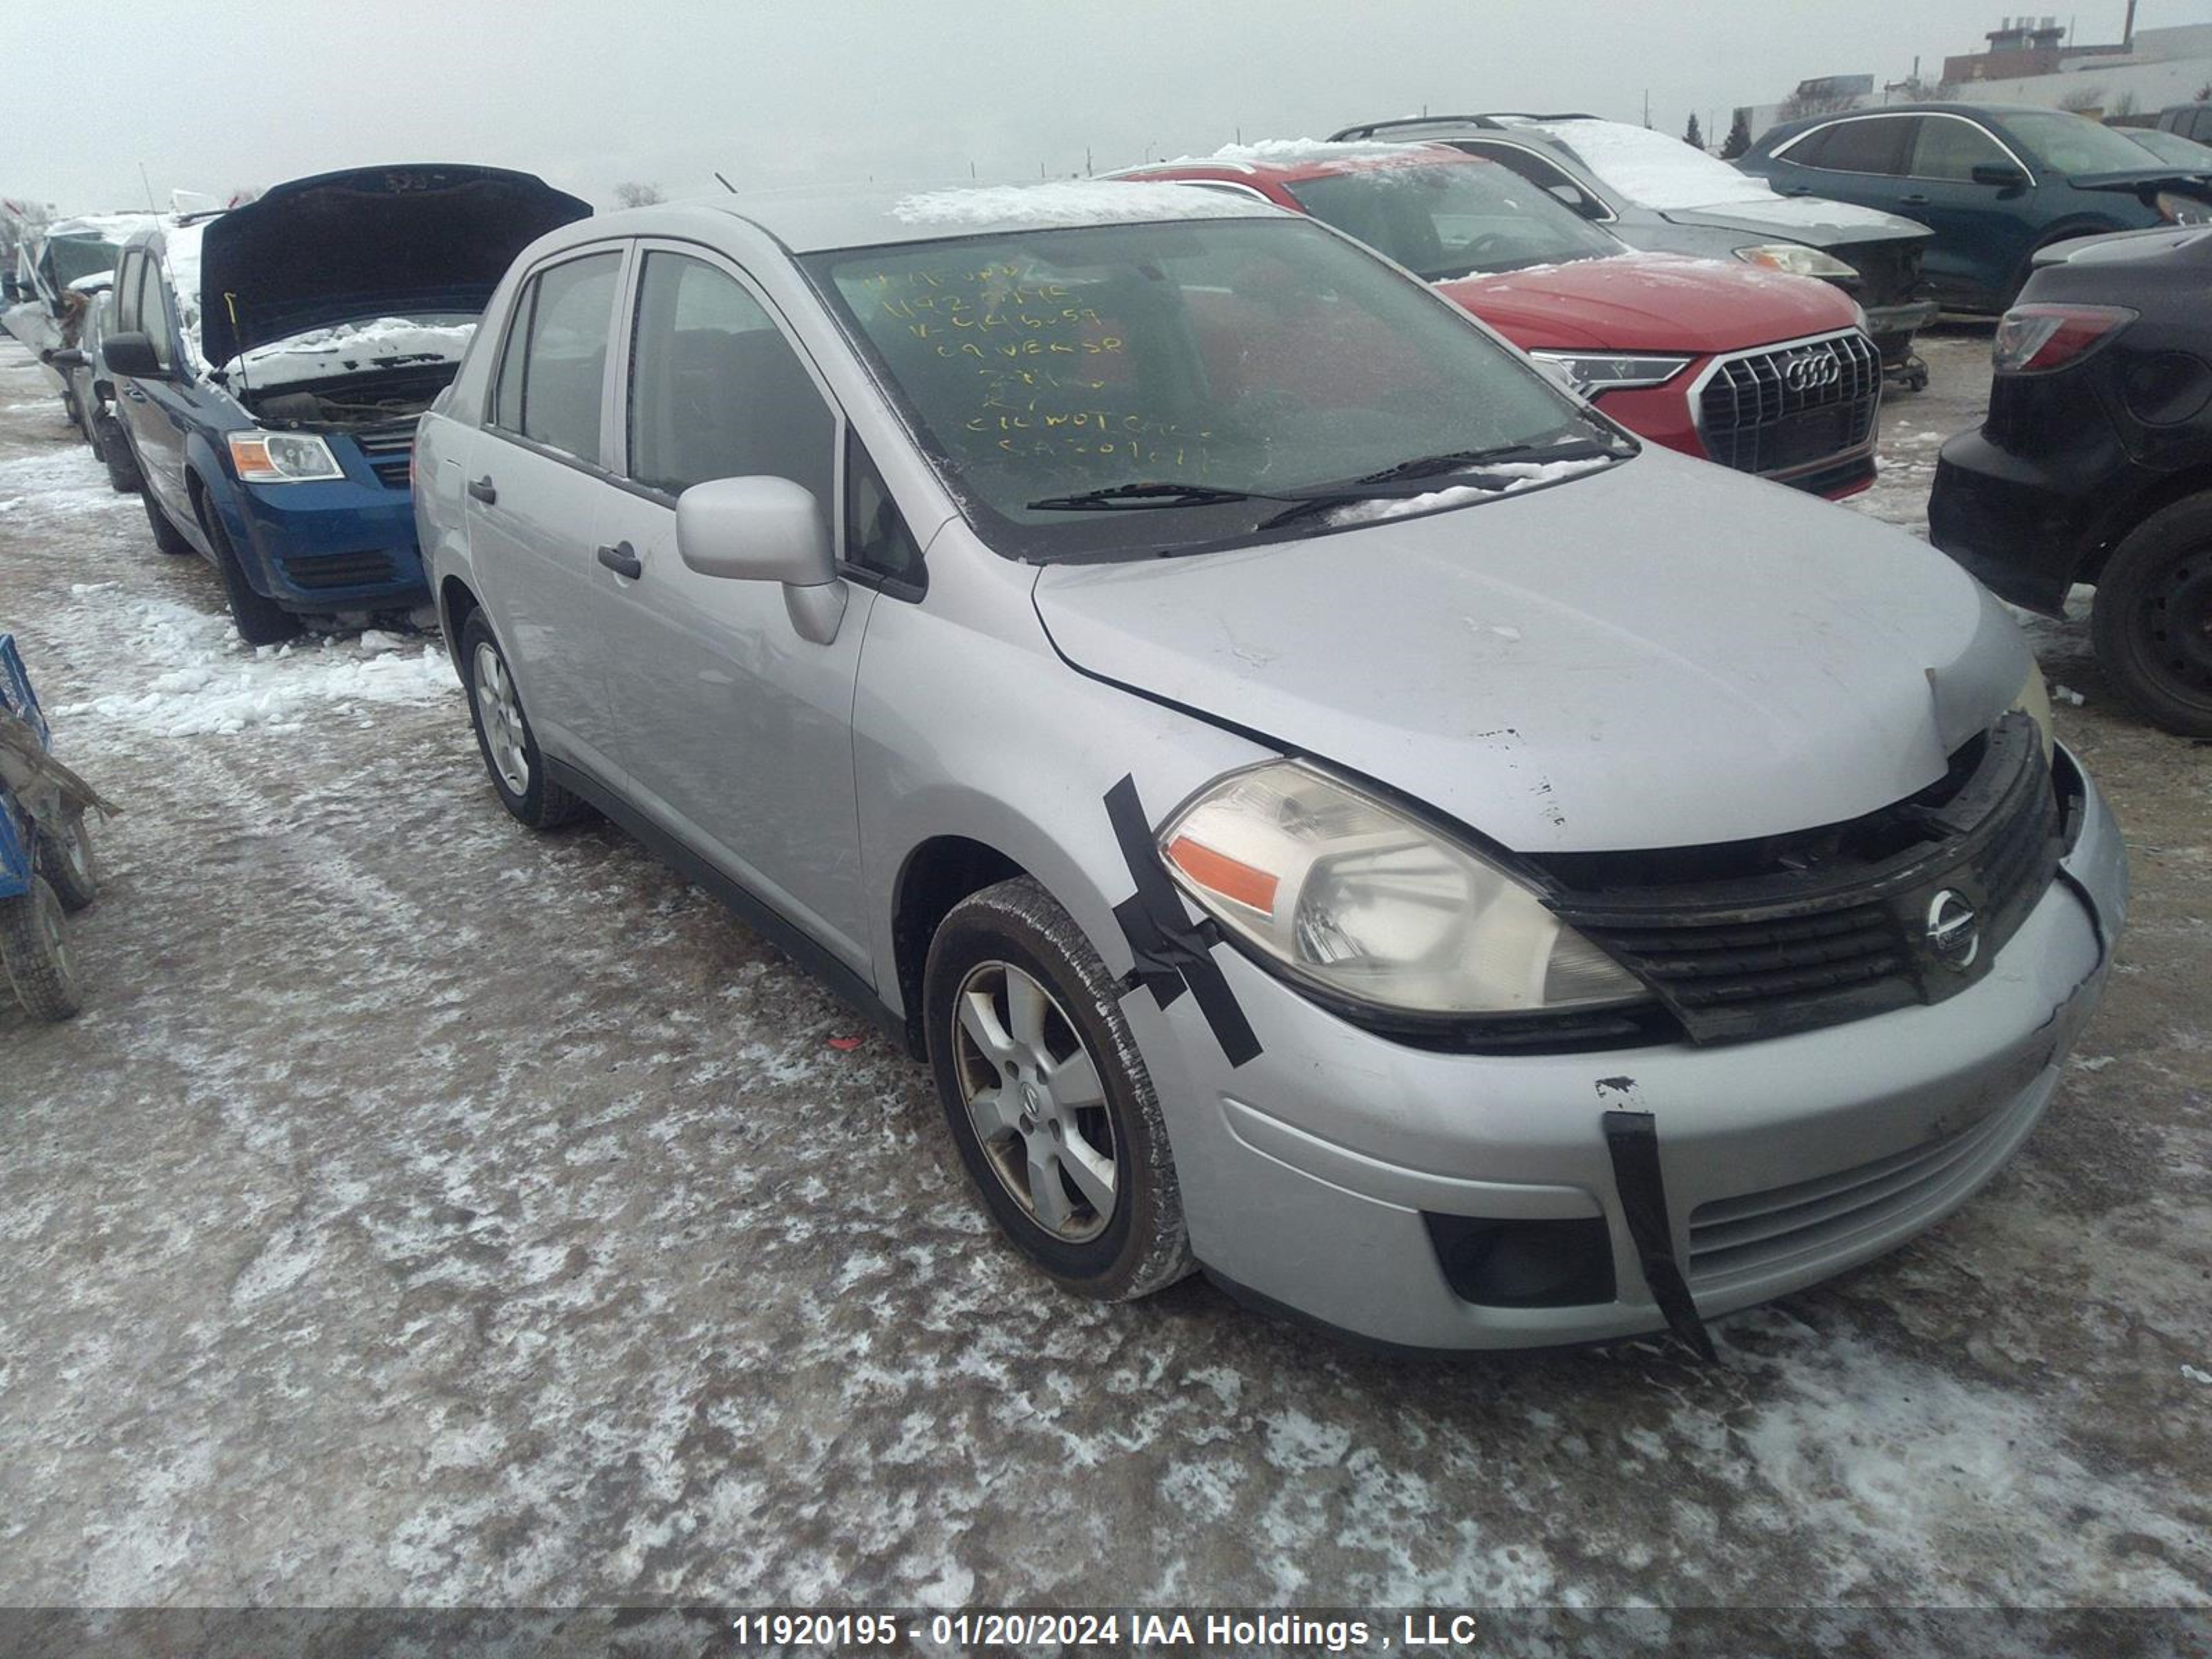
2126 126 2212 169
1929 226 2212 736
1740 104 2212 312
2156 104 2212 144
1329 113 1938 381
102 165 590 644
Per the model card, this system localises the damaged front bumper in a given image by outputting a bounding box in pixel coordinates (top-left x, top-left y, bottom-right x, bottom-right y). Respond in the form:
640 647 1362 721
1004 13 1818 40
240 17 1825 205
1135 745 2125 1353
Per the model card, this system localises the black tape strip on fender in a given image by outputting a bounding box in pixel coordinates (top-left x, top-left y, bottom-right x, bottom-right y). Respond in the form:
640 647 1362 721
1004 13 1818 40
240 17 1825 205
1104 774 1263 1068
1602 1109 1718 1362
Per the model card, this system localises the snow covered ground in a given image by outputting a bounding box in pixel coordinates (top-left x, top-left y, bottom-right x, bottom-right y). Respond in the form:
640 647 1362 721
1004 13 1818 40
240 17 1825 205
0 334 2207 1625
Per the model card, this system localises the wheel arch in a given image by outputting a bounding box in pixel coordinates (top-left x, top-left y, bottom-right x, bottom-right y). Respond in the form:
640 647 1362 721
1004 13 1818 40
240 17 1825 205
890 834 1030 1057
439 574 482 675
2082 468 2212 587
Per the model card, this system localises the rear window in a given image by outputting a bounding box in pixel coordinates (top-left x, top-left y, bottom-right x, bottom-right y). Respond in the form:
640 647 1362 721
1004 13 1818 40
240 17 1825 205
494 250 621 464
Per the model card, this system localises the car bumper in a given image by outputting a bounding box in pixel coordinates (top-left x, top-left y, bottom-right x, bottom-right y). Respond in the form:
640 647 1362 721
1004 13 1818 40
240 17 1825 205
1928 427 2130 615
1131 747 2126 1351
1864 297 1940 357
228 480 431 611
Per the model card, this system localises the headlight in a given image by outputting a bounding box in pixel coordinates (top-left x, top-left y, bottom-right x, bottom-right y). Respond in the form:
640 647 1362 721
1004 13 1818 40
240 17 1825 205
1159 762 1649 1015
2014 658 2054 757
1733 243 1857 279
2155 191 2211 225
227 430 346 483
1526 350 1691 395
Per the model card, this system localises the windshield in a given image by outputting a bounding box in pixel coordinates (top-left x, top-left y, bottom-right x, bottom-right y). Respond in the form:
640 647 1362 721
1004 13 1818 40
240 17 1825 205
1284 158 1620 279
2005 109 2191 174
804 217 1609 560
1524 119 1781 209
2124 126 2212 167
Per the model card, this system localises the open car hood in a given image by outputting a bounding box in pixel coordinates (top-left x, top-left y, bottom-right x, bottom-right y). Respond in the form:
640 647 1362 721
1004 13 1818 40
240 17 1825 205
1658 196 1933 249
1031 453 2026 854
198 164 590 368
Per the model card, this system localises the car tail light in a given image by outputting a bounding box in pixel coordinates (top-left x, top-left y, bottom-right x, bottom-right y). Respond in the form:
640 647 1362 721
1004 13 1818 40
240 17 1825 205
1992 304 2137 375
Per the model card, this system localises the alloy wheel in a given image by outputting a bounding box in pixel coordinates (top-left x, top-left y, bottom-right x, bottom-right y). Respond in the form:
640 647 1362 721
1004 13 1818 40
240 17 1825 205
472 642 531 795
948 959 1118 1241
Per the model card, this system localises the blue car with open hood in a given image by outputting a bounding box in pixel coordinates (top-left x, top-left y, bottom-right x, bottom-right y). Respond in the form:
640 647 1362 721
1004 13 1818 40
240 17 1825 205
102 165 590 643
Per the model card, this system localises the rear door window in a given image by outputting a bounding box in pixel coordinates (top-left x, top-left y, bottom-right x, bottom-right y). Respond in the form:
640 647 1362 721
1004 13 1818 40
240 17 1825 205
494 250 621 465
1793 117 1911 176
1910 118 2012 180
623 250 835 503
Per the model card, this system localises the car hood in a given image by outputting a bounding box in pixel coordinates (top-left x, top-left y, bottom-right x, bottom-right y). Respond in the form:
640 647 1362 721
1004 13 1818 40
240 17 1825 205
1658 195 1934 249
199 164 591 367
1438 251 1855 353
1030 451 2027 854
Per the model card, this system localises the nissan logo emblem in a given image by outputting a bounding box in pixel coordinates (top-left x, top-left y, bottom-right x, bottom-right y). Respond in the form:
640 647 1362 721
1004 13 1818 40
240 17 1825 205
1782 350 1843 393
1926 890 1980 972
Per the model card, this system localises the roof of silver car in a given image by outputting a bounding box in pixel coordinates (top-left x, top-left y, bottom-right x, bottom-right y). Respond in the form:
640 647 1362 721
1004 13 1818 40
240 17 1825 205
610 180 1285 254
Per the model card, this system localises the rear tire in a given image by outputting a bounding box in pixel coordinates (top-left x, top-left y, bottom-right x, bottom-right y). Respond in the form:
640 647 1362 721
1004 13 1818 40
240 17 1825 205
141 488 195 556
35 807 98 912
924 875 1194 1302
2090 492 2212 740
97 413 141 494
199 502 302 647
0 877 82 1022
459 610 588 830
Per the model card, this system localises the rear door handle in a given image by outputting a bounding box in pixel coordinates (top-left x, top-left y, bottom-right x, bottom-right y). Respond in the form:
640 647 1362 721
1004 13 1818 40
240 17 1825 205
1897 194 1931 207
467 476 497 505
597 541 641 580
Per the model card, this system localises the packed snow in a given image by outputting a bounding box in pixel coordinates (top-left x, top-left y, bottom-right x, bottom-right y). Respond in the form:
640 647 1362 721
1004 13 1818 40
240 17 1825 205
1146 138 1423 171
1326 456 1612 523
892 181 1275 227
219 316 477 392
51 589 458 738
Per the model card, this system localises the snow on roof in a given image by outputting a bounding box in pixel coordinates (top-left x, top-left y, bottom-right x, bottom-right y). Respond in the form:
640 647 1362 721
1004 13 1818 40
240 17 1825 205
889 180 1276 229
1144 138 1427 173
1499 118 1783 210
42 212 157 244
220 316 477 391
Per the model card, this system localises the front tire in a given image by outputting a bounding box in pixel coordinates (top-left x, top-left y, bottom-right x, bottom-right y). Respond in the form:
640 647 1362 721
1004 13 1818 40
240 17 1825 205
199 503 302 647
1 877 82 1022
924 875 1193 1302
2090 492 2212 739
459 610 588 830
35 807 98 912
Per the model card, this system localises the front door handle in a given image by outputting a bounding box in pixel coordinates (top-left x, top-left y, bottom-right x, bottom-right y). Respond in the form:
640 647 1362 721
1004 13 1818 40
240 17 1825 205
597 541 642 580
1784 185 1812 196
467 476 498 505
122 385 148 402
1897 194 1931 207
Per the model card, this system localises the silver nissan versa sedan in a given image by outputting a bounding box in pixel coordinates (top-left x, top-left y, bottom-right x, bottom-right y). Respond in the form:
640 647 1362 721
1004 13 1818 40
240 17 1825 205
414 182 2127 1353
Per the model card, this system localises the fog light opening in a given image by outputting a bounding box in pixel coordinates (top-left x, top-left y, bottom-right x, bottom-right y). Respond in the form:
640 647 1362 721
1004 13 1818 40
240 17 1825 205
1425 1213 1617 1309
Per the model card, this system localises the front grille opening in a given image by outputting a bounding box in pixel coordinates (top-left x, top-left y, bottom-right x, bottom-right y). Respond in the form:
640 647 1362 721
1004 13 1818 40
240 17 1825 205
1698 330 1882 478
1537 713 2061 1044
1425 1213 1617 1308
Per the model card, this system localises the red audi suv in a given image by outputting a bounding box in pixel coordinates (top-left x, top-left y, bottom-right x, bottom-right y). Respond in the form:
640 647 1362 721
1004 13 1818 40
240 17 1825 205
1121 144 1883 498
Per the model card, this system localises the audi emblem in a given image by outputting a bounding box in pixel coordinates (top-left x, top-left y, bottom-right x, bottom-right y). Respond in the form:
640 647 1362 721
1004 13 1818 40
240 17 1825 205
1925 890 1981 973
1781 350 1844 393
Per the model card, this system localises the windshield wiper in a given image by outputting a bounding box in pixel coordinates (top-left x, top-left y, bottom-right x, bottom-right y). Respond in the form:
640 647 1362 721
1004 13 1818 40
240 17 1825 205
1027 481 1284 511
1347 435 1626 488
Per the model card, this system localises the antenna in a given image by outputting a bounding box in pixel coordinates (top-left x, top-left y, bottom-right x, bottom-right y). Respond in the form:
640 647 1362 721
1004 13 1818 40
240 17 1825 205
713 171 737 194
138 162 158 214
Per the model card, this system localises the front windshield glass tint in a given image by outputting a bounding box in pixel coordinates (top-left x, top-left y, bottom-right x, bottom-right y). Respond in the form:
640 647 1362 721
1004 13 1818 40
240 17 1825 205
805 217 1597 559
2006 109 2185 174
1284 160 1620 279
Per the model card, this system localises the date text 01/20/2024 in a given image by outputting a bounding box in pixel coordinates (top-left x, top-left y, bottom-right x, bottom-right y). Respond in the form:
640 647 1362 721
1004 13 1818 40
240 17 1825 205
724 1611 1485 1649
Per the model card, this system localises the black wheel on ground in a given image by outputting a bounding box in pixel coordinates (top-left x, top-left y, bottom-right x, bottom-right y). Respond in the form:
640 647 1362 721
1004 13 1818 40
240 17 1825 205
924 874 1194 1302
0 877 83 1022
97 413 141 494
141 488 195 556
34 807 98 912
458 610 588 830
198 500 302 646
78 399 104 458
2091 491 2212 739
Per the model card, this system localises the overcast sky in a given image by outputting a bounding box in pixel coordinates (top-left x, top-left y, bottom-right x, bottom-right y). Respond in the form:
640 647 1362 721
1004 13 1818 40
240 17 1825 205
9 0 2196 212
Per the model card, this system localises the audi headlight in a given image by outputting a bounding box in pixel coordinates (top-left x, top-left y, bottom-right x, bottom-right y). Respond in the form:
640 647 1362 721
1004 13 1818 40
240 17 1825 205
228 430 345 484
1526 350 1691 395
1159 762 1649 1015
1734 243 1857 279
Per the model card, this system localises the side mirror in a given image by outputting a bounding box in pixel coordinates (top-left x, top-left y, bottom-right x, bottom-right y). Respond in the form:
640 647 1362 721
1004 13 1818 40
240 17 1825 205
1971 162 2029 189
48 346 86 369
675 475 847 645
102 331 167 379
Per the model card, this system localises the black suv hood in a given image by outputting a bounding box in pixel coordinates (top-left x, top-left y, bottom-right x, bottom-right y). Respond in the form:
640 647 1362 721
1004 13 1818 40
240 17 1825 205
199 164 590 367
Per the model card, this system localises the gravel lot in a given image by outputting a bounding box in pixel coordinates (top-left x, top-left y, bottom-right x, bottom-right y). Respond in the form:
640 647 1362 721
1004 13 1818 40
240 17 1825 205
1 330 2209 1621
